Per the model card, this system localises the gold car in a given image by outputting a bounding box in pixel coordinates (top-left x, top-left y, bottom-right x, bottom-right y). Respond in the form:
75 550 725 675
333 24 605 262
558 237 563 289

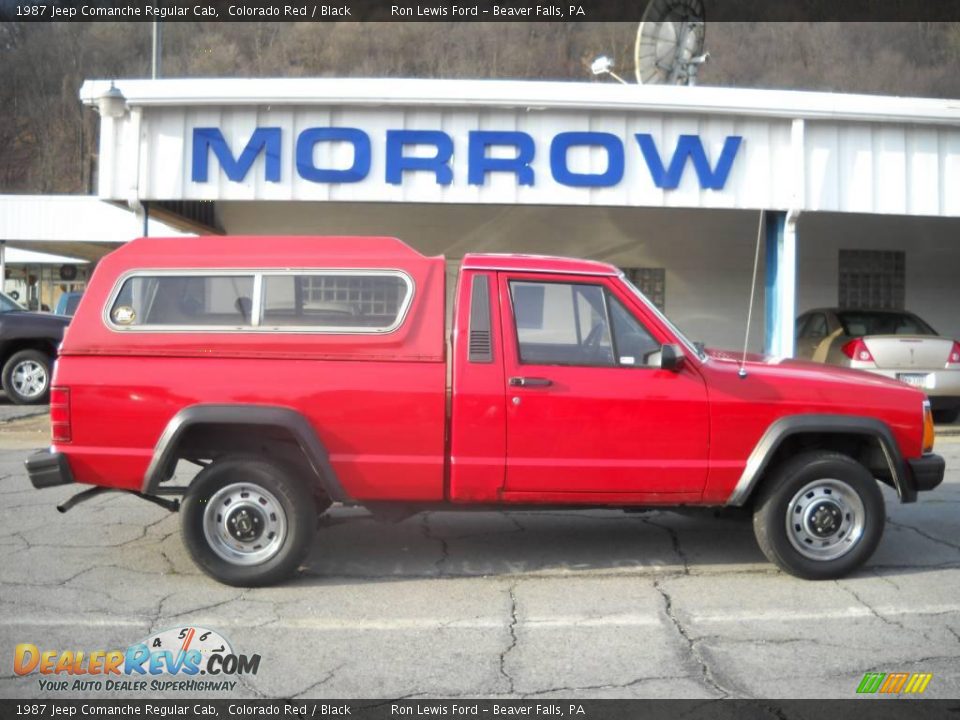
796 308 960 423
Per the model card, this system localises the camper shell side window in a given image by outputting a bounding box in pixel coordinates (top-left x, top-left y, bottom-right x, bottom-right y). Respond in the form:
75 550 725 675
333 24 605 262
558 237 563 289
105 269 415 334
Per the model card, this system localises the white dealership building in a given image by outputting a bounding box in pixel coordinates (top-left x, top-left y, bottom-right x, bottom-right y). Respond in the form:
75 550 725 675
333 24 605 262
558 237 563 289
75 77 960 355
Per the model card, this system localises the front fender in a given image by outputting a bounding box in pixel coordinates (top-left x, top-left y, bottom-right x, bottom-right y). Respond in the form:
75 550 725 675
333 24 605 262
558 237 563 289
726 414 913 505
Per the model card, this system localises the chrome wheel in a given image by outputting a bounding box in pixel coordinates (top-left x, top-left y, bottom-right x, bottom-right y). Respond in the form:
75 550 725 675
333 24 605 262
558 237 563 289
203 483 287 566
786 479 865 561
11 359 48 400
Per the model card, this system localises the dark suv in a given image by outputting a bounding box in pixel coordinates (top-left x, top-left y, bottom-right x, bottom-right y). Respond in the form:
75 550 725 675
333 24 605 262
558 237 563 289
0 291 70 404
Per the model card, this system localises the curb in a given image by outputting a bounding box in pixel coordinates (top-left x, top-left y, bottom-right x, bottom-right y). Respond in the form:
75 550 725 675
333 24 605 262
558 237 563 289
0 408 49 424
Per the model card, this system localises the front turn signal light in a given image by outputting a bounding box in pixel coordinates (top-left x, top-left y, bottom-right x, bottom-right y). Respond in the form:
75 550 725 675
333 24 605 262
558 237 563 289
923 400 935 454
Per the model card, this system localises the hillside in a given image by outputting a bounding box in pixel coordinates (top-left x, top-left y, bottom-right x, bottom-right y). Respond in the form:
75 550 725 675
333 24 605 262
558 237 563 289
2 21 958 193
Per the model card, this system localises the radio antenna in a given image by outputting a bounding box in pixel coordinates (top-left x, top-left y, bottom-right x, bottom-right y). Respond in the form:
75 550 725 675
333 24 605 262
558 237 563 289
739 210 765 379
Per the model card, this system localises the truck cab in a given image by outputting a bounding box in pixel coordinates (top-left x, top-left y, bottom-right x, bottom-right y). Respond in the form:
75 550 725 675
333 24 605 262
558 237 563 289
25 236 945 586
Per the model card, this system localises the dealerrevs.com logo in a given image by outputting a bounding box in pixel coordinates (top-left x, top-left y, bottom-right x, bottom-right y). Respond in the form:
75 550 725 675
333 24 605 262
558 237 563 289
857 672 933 695
14 626 260 693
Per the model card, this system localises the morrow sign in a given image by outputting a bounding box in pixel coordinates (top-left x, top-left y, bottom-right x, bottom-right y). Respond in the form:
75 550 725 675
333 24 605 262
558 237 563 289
192 128 743 190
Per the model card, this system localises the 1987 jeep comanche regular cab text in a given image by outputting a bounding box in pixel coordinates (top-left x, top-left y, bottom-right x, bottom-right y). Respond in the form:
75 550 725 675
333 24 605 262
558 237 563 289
26 236 945 586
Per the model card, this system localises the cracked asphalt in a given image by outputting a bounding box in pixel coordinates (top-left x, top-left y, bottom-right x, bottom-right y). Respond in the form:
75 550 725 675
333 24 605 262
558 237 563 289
1 414 960 700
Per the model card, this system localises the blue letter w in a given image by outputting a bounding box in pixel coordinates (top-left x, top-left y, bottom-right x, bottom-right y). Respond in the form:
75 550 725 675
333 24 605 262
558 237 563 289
635 134 741 190
192 127 281 183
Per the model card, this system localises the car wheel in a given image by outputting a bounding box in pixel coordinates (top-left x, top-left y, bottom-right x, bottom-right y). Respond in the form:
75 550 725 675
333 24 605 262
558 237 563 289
752 451 884 580
180 456 316 587
1 350 52 405
933 408 959 425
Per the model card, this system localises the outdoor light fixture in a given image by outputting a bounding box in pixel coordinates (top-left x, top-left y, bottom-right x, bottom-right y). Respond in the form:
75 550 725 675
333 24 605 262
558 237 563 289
590 56 629 85
98 82 127 118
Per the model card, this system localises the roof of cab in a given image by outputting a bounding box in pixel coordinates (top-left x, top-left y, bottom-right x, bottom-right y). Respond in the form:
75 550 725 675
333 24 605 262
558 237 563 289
103 235 438 268
462 253 619 276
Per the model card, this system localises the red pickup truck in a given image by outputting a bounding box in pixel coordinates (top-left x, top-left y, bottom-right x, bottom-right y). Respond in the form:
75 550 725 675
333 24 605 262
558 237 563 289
26 236 944 586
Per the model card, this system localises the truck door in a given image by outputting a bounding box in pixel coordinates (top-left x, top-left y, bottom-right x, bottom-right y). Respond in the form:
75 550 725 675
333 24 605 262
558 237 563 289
498 272 709 497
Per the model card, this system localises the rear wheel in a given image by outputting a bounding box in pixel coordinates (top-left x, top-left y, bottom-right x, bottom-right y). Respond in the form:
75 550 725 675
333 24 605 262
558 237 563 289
752 451 885 580
181 456 316 587
2 350 52 405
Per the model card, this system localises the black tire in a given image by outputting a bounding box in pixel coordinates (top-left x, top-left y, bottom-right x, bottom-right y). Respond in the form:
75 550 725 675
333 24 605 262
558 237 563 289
180 456 316 587
933 408 959 425
1 349 52 405
752 451 885 580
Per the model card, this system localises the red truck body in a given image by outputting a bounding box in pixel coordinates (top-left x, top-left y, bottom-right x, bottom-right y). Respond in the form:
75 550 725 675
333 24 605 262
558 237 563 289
53 236 448 502
27 236 944 585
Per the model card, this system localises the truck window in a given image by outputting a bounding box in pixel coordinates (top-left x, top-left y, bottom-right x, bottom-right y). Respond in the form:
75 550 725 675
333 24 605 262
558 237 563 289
260 272 411 331
607 294 661 366
510 281 614 367
108 274 255 328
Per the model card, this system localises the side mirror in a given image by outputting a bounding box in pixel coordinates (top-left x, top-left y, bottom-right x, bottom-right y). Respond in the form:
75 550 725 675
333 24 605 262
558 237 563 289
660 343 685 371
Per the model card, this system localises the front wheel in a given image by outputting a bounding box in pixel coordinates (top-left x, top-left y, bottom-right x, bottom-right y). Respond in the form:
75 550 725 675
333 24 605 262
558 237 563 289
181 457 316 587
752 451 885 580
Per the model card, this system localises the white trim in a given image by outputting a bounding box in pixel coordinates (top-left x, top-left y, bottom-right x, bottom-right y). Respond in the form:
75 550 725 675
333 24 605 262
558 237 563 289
79 77 960 127
0 195 194 242
250 273 263 327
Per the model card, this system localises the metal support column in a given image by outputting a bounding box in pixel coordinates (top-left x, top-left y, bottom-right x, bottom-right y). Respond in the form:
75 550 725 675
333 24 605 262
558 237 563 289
764 210 798 358
151 22 162 79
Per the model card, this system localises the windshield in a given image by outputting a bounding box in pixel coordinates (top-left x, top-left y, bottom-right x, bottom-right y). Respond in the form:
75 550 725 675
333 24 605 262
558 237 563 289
0 291 23 314
619 273 706 361
836 310 936 337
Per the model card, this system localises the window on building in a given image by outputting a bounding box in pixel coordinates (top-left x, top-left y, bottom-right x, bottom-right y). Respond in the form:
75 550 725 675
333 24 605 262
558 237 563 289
622 267 666 311
513 283 546 330
261 272 411 331
109 274 255 327
838 250 905 310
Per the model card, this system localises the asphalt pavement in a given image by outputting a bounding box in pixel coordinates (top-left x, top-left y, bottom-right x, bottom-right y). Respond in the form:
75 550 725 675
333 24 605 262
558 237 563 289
1 413 959 701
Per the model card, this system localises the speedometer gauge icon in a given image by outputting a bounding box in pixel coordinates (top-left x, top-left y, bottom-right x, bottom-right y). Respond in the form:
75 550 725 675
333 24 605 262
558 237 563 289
135 626 233 670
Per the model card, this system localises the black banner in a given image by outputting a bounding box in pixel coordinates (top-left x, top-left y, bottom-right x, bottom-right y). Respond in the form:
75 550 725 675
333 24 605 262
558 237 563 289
3 0 960 22
2 700 960 720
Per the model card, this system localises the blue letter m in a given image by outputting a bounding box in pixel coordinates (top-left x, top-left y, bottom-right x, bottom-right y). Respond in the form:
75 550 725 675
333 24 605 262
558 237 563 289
192 127 281 183
636 134 742 190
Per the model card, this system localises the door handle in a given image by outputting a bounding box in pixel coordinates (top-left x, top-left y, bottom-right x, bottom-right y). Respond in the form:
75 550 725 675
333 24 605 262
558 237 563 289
508 376 553 387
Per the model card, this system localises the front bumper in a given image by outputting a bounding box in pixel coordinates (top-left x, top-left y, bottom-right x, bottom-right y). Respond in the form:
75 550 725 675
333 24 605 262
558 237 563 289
905 454 945 494
25 450 74 489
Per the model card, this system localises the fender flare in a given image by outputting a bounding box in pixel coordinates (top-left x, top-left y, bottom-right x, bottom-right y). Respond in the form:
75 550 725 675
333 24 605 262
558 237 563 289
726 414 913 506
142 404 348 502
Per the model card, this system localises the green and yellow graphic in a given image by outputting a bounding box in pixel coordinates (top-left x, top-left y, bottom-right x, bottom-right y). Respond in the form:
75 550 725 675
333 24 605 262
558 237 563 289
857 672 932 694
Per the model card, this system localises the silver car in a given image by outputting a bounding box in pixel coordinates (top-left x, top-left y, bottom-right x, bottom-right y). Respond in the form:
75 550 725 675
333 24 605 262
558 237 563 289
796 308 960 423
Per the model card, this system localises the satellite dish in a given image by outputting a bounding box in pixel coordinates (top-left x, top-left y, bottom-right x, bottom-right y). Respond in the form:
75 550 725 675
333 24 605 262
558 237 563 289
634 0 707 86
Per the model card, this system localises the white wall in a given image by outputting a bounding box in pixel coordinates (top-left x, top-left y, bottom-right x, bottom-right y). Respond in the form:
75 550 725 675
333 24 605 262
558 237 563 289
797 213 960 341
216 201 960 350
85 79 960 218
215 201 769 352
